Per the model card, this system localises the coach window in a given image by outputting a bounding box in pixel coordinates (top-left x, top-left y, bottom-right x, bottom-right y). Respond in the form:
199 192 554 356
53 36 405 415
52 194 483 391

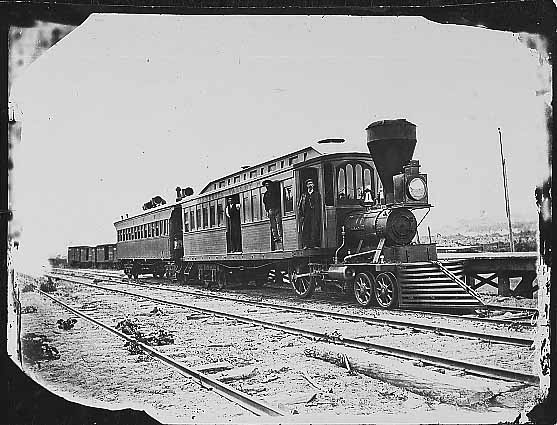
283 178 294 214
202 203 208 228
337 162 374 204
219 181 226 188
209 201 216 227
143 224 147 239
346 164 354 199
250 170 257 179
289 156 298 165
155 221 160 237
217 199 224 226
364 168 373 195
252 189 261 221
234 176 240 184
196 206 202 230
190 209 195 232
355 164 363 199
338 168 346 200
164 219 168 235
184 208 190 232
242 191 252 223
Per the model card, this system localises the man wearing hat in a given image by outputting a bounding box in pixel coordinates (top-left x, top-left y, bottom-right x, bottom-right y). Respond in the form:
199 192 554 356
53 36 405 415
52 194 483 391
298 178 322 248
262 179 283 249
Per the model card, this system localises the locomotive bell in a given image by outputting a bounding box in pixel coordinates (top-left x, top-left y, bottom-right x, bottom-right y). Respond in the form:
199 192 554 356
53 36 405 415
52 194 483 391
366 119 417 205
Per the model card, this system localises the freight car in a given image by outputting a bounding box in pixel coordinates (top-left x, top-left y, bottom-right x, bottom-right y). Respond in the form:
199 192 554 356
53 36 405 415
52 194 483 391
94 243 118 269
113 119 481 310
67 245 94 268
68 244 118 269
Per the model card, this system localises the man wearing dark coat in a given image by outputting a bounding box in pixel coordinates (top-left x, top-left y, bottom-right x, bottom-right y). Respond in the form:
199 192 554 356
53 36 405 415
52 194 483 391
226 197 242 252
262 180 283 248
298 178 322 248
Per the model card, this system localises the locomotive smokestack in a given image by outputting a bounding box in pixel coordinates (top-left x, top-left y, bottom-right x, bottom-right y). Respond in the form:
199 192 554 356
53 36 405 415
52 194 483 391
366 119 417 204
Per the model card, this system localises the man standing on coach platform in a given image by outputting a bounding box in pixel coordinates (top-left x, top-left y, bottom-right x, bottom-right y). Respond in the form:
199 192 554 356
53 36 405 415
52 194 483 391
262 180 283 250
298 178 321 249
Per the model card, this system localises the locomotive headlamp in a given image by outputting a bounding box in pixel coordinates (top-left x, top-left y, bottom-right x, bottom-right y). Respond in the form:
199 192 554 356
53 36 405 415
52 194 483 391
407 177 427 200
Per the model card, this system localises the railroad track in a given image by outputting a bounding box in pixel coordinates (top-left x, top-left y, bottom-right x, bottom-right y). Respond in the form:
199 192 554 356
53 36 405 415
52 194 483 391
52 269 536 345
48 272 538 385
53 268 537 328
35 287 286 417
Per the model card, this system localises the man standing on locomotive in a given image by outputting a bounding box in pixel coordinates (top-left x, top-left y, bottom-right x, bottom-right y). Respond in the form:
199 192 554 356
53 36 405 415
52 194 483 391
298 178 322 248
262 179 283 249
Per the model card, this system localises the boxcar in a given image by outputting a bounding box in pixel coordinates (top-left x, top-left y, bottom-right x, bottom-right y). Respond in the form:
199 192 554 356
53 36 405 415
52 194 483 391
68 245 94 268
95 243 117 269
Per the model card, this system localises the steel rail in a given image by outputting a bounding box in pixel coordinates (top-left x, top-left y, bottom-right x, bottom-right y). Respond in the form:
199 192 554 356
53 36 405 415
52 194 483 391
52 269 537 329
36 288 285 417
50 271 534 346
94 276 534 346
51 275 539 385
52 268 538 327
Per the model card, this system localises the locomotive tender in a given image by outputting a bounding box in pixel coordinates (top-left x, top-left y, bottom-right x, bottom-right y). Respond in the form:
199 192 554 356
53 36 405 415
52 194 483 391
112 119 480 310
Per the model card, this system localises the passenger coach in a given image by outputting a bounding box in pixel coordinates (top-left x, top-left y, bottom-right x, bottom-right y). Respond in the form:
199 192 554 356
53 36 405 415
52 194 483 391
179 145 382 288
114 203 184 278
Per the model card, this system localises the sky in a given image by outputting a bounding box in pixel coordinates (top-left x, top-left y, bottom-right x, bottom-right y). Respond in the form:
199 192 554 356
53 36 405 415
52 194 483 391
9 14 551 270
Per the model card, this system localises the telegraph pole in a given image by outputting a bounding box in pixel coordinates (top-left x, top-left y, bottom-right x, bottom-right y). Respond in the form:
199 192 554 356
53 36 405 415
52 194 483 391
498 127 514 252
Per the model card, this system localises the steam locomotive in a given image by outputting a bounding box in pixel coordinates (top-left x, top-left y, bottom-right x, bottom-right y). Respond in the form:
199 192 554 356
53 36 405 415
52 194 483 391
112 119 479 310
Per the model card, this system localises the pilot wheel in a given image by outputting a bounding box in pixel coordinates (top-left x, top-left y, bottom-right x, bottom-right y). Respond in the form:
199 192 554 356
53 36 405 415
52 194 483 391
373 272 399 309
353 272 376 307
290 264 315 298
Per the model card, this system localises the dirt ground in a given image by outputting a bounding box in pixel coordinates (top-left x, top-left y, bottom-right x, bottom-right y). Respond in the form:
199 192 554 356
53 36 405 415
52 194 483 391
10 274 542 423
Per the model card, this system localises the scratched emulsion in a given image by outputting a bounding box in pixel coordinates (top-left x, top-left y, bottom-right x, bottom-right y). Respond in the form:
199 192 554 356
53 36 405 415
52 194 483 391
8 22 76 235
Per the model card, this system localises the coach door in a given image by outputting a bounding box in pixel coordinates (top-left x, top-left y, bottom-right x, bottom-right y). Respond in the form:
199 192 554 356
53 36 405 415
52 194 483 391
226 194 242 253
296 167 324 249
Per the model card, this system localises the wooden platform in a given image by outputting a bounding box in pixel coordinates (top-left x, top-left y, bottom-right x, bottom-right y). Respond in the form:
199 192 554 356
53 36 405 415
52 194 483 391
438 252 538 298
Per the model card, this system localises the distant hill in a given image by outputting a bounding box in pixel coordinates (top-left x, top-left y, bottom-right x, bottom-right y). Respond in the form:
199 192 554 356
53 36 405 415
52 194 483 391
435 216 537 236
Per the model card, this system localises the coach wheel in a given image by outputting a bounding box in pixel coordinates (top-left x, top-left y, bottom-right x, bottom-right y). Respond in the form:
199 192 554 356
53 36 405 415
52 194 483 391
216 271 228 290
373 272 399 309
290 264 315 298
353 272 376 307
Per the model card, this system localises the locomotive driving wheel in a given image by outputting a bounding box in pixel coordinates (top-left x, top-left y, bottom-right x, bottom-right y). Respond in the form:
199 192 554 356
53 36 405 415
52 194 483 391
373 272 399 309
353 272 376 307
290 263 315 298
